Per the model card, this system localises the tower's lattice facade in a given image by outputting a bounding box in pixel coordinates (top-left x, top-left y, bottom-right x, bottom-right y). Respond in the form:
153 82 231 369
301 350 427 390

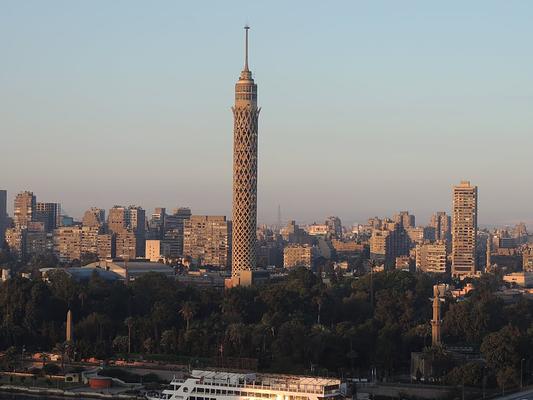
231 26 260 279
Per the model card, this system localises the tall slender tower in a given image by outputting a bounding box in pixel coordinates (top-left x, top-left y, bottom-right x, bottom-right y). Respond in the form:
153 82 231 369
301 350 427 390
231 26 260 285
431 285 442 346
66 309 73 342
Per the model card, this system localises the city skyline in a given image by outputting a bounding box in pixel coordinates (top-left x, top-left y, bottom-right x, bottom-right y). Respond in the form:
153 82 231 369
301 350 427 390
2 1 533 393
1 1 532 226
0 184 530 230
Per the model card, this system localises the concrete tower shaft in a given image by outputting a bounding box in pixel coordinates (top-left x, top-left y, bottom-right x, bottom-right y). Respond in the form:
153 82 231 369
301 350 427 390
231 26 260 282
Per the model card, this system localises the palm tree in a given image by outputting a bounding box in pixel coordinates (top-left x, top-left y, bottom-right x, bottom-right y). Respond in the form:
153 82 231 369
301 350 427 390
78 291 88 309
124 317 134 354
179 302 195 332
313 292 326 325
53 342 67 371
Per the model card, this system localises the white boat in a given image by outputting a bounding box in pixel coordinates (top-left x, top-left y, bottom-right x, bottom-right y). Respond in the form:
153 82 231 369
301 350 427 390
146 370 343 400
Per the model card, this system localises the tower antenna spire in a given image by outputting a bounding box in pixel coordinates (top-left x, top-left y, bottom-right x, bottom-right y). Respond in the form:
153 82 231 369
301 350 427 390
244 25 250 71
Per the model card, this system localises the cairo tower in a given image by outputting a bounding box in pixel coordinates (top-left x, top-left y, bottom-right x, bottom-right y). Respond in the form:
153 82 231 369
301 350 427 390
231 26 260 285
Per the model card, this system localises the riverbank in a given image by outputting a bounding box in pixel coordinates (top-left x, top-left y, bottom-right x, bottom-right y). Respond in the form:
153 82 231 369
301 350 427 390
0 385 143 400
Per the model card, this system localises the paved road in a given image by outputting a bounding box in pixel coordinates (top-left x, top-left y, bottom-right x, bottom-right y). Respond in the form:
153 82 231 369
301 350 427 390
494 388 533 400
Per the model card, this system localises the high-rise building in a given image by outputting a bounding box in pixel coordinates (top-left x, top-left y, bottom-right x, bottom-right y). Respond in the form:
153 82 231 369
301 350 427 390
523 247 533 272
82 208 106 228
416 242 447 273
451 181 478 277
107 205 145 258
281 220 309 244
183 215 231 268
326 216 343 238
35 202 61 232
81 226 100 255
127 206 146 256
370 220 410 268
14 191 36 229
394 211 415 229
0 190 7 244
283 244 316 269
231 26 260 284
161 229 182 258
172 207 192 224
96 233 115 259
127 206 145 234
24 222 51 256
108 206 127 233
115 231 137 260
150 207 166 230
5 227 25 258
54 226 82 262
430 212 452 244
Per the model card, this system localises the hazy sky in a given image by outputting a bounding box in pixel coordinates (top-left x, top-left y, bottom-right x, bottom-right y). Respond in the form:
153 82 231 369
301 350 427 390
1 1 532 227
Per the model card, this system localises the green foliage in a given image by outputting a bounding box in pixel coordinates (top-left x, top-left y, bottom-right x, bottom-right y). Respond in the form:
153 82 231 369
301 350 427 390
496 366 518 390
1 267 532 381
112 336 129 353
481 325 522 371
445 362 484 386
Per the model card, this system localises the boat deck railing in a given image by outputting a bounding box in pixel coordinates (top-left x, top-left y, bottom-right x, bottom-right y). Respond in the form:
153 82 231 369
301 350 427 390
170 378 340 395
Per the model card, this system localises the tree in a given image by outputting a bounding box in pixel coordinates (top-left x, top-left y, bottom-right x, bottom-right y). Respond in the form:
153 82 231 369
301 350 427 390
0 346 18 371
445 362 484 387
497 367 518 394
53 342 67 370
112 336 129 354
481 325 522 372
143 337 155 354
179 302 196 332
123 317 135 354
160 329 178 354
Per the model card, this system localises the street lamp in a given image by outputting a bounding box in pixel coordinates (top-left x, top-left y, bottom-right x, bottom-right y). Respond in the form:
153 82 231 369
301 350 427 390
521 358 525 389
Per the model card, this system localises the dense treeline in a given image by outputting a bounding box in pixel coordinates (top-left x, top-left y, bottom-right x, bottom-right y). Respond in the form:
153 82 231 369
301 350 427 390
0 267 532 389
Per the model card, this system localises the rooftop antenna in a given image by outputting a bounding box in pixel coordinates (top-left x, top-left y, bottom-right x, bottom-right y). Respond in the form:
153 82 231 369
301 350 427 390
244 25 250 71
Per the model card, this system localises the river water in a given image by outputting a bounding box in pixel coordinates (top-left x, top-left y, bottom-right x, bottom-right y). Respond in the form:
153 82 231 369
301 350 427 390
0 393 96 400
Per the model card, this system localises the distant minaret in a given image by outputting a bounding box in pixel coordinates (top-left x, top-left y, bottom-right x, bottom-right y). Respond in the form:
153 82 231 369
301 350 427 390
66 310 73 341
231 26 260 284
431 285 442 346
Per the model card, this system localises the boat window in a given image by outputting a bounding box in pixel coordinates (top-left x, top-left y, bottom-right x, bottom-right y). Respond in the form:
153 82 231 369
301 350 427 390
198 388 204 393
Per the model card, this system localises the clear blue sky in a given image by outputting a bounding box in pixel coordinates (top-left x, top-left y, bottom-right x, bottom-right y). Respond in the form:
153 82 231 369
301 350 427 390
1 0 532 227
